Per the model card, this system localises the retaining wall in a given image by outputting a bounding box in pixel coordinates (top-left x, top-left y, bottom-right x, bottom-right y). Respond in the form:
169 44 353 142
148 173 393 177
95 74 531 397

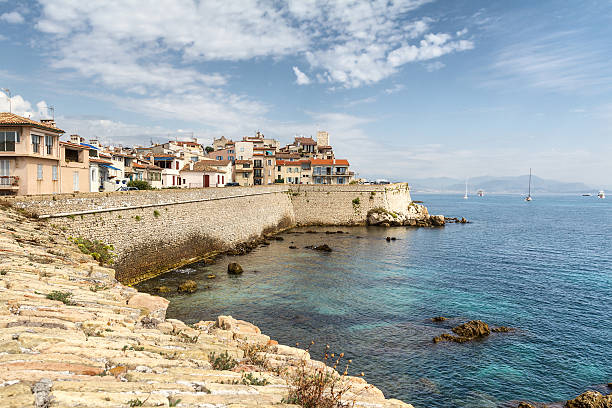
5 183 413 283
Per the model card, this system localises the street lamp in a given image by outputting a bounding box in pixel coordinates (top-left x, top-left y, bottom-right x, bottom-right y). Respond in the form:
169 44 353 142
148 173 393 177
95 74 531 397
1 88 11 113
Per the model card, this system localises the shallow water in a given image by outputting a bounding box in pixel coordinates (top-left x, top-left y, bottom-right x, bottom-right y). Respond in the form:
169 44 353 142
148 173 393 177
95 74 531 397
137 194 612 407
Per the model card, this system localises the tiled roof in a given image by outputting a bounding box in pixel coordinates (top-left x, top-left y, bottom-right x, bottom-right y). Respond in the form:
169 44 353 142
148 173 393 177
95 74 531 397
318 145 332 149
311 159 349 166
295 137 317 145
0 112 64 133
180 162 226 173
60 141 86 149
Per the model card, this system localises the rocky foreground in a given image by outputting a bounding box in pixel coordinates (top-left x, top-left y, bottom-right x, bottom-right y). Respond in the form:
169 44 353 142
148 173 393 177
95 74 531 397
0 206 412 408
366 204 446 227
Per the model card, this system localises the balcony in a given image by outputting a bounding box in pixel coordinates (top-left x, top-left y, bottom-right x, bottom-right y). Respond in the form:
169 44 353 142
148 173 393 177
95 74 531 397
0 175 19 189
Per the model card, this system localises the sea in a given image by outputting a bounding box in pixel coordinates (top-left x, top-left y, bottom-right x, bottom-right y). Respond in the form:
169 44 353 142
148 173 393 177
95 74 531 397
136 193 612 408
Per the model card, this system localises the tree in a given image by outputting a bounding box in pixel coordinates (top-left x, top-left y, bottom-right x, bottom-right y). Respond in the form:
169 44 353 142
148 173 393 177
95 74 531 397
205 146 214 153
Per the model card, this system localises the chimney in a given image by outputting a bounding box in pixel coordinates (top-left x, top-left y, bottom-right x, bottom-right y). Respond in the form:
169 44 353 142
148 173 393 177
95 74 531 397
70 134 80 144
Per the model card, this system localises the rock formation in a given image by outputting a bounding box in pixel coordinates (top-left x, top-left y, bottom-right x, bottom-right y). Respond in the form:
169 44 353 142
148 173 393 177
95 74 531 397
0 206 413 408
366 204 446 228
433 320 514 343
177 279 198 293
564 390 612 408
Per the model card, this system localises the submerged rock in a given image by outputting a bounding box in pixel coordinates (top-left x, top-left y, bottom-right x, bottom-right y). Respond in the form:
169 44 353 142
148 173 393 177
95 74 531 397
518 403 536 408
492 326 515 333
433 320 506 343
565 390 612 408
312 244 332 252
177 280 198 294
431 316 447 322
227 262 244 275
156 285 172 294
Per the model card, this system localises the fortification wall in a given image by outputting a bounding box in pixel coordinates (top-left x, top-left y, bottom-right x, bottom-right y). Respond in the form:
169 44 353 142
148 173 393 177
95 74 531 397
4 183 413 283
290 183 412 225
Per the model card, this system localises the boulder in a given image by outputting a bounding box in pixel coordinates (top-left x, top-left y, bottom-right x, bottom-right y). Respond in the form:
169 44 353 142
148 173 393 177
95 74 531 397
518 403 536 408
227 262 244 275
289 245 297 249
431 316 447 322
177 280 198 293
312 244 332 252
127 293 170 320
565 391 612 408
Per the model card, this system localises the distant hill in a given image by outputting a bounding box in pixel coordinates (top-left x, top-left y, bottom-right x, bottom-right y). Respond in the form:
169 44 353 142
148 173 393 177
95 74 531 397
406 175 596 194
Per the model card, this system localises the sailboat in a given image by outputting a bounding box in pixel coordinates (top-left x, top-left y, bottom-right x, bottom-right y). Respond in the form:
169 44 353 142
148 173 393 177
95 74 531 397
598 190 605 199
525 169 533 201
463 179 468 199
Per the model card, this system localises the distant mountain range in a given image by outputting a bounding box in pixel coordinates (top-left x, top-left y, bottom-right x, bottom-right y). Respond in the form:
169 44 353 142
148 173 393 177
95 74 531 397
404 175 604 194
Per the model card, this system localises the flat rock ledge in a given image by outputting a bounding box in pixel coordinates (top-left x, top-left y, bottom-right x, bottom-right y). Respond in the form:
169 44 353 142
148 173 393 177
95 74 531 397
0 206 413 408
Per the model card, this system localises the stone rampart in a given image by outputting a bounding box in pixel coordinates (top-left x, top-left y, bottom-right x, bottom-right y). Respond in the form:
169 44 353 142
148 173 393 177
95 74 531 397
4 183 413 284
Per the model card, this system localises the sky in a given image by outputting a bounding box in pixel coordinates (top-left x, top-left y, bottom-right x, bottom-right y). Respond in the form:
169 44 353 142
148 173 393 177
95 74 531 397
1 0 611 186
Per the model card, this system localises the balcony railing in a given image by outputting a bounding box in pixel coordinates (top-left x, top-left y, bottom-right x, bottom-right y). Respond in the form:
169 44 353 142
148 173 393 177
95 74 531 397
0 176 19 187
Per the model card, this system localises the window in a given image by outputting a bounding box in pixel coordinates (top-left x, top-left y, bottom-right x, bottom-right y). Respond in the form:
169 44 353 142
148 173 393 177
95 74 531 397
0 131 19 152
228 156 234 161
37 164 43 180
228 149 234 154
243 173 248 178
287 167 292 173
73 171 79 191
240 147 244 152
277 166 281 171
32 135 41 153
267 159 272 165
0 160 10 185
91 169 96 182
52 165 58 181
216 156 223 160
45 135 53 154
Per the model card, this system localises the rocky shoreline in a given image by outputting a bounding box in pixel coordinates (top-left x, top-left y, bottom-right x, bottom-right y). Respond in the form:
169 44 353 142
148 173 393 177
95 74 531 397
0 205 412 407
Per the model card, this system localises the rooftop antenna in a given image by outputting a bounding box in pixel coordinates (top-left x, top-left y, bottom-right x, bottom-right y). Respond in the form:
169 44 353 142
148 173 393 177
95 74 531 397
48 105 55 120
1 88 11 113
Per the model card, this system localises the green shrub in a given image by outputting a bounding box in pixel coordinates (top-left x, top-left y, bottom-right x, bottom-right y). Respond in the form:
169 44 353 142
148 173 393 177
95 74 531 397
127 180 152 190
134 215 141 221
209 351 237 370
352 197 360 205
153 210 160 218
70 237 115 266
46 291 73 305
242 373 269 386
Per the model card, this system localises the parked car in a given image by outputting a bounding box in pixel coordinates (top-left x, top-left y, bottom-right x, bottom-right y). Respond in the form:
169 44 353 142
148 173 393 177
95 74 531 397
117 186 139 191
225 182 240 187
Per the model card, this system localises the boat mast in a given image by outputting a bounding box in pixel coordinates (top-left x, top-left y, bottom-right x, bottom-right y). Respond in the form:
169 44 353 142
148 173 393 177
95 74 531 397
528 168 531 197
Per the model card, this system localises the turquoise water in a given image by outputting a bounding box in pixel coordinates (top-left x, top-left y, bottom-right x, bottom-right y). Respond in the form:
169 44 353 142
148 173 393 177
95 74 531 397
137 194 612 407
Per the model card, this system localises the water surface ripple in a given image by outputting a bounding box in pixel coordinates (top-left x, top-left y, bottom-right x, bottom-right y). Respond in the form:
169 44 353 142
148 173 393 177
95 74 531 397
137 194 612 407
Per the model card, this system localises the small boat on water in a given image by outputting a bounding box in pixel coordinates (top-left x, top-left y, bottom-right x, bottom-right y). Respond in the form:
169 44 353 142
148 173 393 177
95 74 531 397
581 193 592 196
525 169 533 202
598 190 605 199
477 189 484 197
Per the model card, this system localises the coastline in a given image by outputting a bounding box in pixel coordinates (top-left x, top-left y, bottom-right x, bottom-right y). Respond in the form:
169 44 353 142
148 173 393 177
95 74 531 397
0 205 414 407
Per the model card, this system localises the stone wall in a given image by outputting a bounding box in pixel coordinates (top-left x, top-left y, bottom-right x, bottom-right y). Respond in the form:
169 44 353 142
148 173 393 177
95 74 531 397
290 183 412 226
3 183 413 284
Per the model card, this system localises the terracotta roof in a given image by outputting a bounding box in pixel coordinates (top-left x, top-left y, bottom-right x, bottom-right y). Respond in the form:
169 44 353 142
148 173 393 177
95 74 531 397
276 152 301 159
295 137 317 145
172 141 200 147
276 160 305 166
204 159 231 166
180 162 226 173
311 159 349 166
153 155 177 159
60 141 86 149
318 145 332 149
131 162 161 170
0 112 64 133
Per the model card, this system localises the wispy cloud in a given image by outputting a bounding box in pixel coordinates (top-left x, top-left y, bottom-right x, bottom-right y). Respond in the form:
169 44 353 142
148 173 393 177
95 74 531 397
0 11 24 24
292 66 311 85
487 31 612 93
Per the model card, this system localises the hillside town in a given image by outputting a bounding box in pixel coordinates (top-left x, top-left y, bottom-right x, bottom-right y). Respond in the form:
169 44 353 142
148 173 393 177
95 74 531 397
0 112 355 196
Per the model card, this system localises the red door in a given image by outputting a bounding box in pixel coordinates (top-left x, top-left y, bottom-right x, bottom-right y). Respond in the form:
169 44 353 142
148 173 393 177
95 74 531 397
204 174 210 187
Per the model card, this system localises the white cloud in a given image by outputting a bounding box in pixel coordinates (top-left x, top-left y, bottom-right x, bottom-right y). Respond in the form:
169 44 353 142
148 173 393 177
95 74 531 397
425 61 445 72
292 66 311 85
0 11 24 24
384 84 406 94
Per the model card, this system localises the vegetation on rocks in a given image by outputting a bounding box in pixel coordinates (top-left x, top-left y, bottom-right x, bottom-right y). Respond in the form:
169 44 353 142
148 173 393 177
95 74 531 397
209 351 238 370
70 236 115 266
46 290 74 305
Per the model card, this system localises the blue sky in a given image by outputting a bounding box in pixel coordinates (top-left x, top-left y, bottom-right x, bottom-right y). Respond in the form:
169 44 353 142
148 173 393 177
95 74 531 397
1 0 611 185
